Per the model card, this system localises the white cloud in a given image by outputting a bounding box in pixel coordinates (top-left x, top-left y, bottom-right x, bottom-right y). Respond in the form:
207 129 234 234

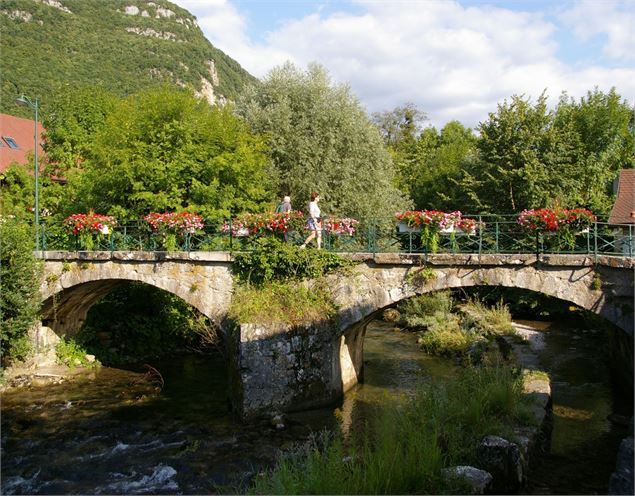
559 0 635 61
174 0 635 128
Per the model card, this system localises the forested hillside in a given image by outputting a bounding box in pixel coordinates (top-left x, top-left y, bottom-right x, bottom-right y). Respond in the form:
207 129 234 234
0 0 256 116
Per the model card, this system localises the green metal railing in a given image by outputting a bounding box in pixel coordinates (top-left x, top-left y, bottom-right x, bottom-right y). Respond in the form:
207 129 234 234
37 216 634 257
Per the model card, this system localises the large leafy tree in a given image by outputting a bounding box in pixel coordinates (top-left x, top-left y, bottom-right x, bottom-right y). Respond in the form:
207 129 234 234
462 93 553 213
64 86 273 220
551 88 634 213
459 89 634 215
43 85 119 177
236 62 410 226
372 103 427 199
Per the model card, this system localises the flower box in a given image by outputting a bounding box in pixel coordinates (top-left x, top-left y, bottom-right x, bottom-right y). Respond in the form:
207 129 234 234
398 222 421 233
439 225 456 234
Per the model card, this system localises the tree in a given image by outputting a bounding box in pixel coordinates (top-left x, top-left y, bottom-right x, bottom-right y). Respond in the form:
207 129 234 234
372 103 427 149
372 103 427 199
551 88 635 214
236 62 410 226
63 86 273 220
459 89 634 215
43 85 118 177
463 93 553 213
0 216 42 364
411 121 477 211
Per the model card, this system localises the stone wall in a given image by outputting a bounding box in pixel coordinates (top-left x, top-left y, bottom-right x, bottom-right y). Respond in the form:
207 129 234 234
39 251 234 336
226 317 368 417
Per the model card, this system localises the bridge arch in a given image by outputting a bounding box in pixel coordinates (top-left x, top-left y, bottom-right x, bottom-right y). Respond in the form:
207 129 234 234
40 252 234 336
329 255 634 335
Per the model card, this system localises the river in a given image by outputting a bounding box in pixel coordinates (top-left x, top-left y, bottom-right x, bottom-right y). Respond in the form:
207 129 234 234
1 319 630 494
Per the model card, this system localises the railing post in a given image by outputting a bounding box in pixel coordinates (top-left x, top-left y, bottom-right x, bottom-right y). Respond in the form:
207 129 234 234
229 218 233 252
495 221 499 252
40 223 46 251
367 224 376 255
594 221 598 262
629 225 633 257
478 215 482 256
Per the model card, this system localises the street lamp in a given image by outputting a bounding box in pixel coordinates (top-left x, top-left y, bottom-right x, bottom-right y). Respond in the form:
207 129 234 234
16 94 40 251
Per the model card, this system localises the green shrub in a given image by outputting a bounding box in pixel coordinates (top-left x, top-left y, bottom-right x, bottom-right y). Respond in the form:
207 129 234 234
397 291 453 328
459 298 514 336
56 337 100 369
0 217 41 365
418 326 474 357
232 237 353 286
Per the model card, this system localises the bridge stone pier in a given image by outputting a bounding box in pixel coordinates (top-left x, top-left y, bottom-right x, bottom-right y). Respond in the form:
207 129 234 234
39 251 633 418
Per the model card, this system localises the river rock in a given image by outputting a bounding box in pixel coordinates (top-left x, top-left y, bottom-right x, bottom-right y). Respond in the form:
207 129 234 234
476 435 523 493
442 465 493 494
608 436 634 495
85 354 96 363
271 413 286 430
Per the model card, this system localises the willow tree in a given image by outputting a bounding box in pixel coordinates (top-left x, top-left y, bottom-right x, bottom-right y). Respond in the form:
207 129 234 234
236 62 410 226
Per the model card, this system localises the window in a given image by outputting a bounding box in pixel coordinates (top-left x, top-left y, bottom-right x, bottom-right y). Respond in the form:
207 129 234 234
3 137 19 149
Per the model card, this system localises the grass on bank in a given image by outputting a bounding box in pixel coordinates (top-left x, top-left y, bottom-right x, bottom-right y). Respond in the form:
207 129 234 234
396 292 515 358
250 360 535 495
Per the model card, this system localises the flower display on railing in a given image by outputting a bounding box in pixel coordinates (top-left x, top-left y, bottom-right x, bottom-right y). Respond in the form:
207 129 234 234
394 210 481 253
63 211 117 250
64 211 117 235
143 212 204 234
323 217 359 236
518 207 596 250
395 210 461 230
456 217 480 236
517 208 595 231
143 212 204 251
221 212 306 236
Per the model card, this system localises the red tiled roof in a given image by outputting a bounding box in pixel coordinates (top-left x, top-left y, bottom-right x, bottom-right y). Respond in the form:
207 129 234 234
0 113 46 174
609 169 635 224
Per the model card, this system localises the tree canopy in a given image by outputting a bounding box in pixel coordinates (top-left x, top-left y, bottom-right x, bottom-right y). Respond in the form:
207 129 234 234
60 86 273 220
236 62 410 226
459 89 634 215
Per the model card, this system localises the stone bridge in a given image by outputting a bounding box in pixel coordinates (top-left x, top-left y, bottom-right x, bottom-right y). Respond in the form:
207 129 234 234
38 251 634 416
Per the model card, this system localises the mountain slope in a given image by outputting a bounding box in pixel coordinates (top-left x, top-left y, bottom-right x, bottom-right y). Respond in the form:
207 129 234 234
0 0 257 115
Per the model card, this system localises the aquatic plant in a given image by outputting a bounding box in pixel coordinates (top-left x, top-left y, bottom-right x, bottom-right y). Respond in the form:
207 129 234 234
250 361 532 494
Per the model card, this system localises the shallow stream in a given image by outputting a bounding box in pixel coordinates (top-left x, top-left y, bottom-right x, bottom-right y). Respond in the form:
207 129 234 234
1 319 630 494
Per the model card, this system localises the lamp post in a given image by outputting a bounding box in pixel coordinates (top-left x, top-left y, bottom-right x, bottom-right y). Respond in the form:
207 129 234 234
16 94 40 251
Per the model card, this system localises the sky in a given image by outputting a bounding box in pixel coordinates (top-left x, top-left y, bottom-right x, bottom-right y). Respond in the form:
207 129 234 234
173 0 635 128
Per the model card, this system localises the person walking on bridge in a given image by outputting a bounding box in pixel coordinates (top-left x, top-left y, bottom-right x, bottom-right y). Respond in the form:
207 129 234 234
301 192 322 249
275 195 292 214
